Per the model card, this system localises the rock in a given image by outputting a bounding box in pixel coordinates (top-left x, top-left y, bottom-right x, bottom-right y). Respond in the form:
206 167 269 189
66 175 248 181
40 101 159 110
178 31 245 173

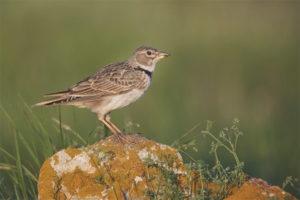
38 135 186 199
225 178 297 200
38 135 296 200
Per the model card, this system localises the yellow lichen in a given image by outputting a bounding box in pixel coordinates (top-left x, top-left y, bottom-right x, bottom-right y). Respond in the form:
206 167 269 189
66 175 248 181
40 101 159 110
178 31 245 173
64 148 83 158
52 154 59 165
225 178 297 200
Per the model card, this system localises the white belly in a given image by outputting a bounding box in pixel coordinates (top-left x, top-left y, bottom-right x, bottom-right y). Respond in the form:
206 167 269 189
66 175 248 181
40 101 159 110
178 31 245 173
98 89 145 114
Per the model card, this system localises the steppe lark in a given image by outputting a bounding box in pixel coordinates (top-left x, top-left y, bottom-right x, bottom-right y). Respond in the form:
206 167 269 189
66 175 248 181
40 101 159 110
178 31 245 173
34 46 169 141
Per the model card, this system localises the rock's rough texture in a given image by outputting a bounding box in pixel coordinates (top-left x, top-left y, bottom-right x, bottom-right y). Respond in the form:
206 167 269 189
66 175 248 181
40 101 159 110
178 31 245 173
225 178 296 200
38 135 296 200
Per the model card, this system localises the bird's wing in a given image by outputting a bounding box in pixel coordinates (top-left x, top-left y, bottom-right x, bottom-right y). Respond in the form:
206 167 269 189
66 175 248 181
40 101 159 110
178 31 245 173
68 62 142 97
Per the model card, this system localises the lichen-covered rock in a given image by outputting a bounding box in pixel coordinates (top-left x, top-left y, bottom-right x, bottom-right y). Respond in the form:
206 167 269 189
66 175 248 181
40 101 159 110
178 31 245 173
38 135 296 199
38 135 186 199
225 178 296 200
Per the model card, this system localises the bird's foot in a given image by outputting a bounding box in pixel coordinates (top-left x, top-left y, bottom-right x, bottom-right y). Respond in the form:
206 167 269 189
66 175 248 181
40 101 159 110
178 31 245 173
114 132 135 144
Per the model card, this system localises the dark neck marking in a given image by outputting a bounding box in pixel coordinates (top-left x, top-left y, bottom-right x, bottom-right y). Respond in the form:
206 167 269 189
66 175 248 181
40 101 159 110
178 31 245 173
134 66 152 79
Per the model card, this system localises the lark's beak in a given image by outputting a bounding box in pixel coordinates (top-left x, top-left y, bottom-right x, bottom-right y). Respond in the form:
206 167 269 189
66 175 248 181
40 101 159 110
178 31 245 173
156 51 170 60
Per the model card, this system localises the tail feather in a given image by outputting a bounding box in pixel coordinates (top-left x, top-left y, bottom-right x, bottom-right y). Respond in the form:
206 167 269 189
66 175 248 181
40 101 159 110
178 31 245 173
33 96 70 107
44 90 69 97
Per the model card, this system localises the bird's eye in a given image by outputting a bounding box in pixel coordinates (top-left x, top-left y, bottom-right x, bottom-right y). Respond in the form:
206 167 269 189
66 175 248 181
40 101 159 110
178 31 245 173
147 51 152 56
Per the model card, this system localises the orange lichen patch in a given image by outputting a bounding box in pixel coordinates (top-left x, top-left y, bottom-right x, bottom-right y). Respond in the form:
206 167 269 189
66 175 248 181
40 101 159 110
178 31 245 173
59 172 105 198
64 148 83 158
38 158 61 199
225 178 296 200
52 154 59 165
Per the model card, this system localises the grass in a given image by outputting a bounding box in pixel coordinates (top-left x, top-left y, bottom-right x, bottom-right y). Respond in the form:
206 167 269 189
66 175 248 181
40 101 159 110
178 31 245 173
0 104 92 199
0 104 298 199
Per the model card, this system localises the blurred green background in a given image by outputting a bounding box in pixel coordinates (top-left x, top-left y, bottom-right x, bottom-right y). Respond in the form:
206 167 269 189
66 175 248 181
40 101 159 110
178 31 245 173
0 0 299 197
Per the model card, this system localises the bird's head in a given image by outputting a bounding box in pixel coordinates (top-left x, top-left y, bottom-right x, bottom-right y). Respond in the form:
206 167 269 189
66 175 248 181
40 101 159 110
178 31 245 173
129 46 170 72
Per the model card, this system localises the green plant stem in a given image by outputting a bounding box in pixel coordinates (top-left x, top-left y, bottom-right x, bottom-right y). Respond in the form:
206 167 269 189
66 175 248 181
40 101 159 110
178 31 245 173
202 130 241 168
179 150 197 162
58 106 65 148
13 130 28 200
171 122 201 146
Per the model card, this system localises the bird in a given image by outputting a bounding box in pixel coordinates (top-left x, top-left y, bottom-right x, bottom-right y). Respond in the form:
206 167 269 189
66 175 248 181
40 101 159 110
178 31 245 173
34 46 169 142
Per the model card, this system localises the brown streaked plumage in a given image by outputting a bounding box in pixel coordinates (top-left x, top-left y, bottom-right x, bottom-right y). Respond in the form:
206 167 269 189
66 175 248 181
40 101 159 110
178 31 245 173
34 46 169 142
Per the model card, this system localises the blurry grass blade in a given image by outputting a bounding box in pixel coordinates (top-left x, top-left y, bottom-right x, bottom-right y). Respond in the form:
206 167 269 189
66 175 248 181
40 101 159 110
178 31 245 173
0 179 6 199
58 106 65 148
0 105 34 197
13 129 28 199
0 163 15 171
23 102 53 156
13 184 20 200
178 150 197 162
171 122 201 146
28 180 38 198
52 117 87 145
18 131 40 168
0 191 4 200
0 104 17 129
0 146 16 161
0 163 37 183
22 106 53 158
7 169 19 185
0 146 38 183
22 167 38 183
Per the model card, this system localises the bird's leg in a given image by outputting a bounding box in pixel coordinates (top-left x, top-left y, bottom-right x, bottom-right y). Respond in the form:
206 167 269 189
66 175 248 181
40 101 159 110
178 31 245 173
98 113 129 143
97 113 120 137
105 113 134 144
105 113 126 137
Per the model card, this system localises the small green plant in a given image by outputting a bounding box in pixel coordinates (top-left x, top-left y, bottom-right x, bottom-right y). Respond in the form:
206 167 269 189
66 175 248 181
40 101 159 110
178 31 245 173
201 119 246 190
282 176 299 190
142 153 187 200
142 119 246 200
